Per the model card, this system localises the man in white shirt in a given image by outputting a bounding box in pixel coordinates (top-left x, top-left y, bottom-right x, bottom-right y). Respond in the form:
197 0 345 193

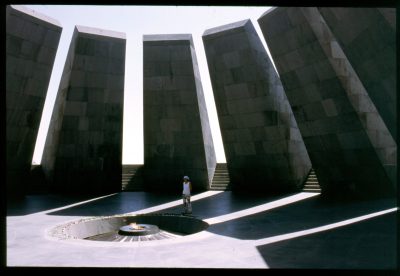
182 176 192 214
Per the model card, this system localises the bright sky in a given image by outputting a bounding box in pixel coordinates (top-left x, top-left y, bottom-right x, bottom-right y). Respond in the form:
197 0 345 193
25 5 273 164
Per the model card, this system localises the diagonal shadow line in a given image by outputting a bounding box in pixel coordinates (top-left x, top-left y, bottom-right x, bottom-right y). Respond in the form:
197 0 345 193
45 192 179 216
125 191 225 215
254 207 398 246
205 195 397 240
139 191 304 218
254 210 398 269
204 192 319 224
6 193 109 216
29 193 118 216
46 190 224 216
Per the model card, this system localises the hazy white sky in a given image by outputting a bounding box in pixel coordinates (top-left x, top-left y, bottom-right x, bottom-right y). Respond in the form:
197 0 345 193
25 5 273 164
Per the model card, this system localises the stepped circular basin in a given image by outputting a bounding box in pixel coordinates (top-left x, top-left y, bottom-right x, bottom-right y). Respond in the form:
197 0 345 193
48 213 209 242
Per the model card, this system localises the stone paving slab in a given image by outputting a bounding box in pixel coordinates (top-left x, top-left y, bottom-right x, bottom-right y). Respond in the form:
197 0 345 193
6 191 397 269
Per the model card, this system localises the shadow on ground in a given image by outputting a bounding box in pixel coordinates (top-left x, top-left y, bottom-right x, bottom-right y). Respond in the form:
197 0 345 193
205 195 397 240
7 194 96 216
6 190 397 270
150 191 293 218
46 192 180 216
256 212 397 269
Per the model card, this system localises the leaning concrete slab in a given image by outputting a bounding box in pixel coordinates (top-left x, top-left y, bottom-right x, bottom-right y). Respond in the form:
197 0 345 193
143 34 216 193
6 5 62 197
203 19 311 193
258 7 396 198
318 8 396 140
41 25 126 194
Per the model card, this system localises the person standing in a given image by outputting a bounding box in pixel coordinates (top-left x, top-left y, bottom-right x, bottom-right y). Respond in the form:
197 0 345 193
182 176 192 214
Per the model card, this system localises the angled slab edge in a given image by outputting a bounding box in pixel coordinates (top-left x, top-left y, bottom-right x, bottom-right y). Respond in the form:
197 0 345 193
143 34 193 46
202 19 251 40
8 5 62 29
258 7 279 20
76 25 126 40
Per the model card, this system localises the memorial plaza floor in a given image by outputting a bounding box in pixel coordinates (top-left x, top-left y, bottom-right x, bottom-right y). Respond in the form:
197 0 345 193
6 190 398 270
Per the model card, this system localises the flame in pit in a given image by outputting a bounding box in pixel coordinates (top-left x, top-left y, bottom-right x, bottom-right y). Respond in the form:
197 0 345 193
129 222 144 230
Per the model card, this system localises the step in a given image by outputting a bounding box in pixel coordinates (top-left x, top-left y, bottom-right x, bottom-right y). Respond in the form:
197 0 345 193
122 174 136 177
211 185 230 188
122 175 135 178
304 185 320 188
122 172 137 176
303 189 321 193
212 185 230 187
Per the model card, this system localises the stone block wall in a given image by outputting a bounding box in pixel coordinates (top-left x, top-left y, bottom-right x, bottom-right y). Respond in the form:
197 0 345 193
41 25 126 194
6 5 62 197
143 34 216 193
202 19 311 193
318 8 396 140
258 7 396 198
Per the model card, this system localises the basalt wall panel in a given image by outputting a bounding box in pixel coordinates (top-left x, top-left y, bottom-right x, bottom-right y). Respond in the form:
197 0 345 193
41 25 126 194
258 7 396 198
6 5 62 197
202 20 311 193
143 34 216 193
318 8 396 140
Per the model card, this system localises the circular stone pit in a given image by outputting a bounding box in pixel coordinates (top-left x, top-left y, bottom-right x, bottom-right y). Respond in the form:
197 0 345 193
48 213 209 242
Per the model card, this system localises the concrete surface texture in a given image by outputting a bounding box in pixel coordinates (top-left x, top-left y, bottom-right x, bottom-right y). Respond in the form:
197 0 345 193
257 7 396 199
202 19 311 193
41 25 126 194
318 7 396 141
6 191 398 269
6 5 62 197
143 34 216 193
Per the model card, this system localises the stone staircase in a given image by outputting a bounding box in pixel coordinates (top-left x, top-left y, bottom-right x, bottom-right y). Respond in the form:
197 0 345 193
121 165 144 191
210 163 231 191
302 168 321 193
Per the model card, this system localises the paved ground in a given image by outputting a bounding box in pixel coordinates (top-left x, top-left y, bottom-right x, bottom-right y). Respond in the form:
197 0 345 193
6 191 398 270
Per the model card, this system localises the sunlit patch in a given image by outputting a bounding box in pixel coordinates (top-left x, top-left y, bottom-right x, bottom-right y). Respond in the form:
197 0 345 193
204 192 319 225
254 207 398 246
127 191 224 215
29 193 118 216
